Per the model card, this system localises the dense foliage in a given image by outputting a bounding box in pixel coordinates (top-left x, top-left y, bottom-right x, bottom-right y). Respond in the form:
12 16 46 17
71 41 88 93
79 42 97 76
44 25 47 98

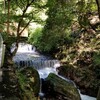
0 0 100 99
28 27 43 49
29 0 76 52
29 0 99 53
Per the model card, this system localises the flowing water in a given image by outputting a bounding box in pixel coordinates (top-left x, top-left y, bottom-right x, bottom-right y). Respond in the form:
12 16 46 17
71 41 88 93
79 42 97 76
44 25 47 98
13 43 96 100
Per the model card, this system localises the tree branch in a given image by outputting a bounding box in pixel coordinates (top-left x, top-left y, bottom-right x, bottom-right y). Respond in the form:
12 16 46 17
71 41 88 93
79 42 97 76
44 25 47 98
19 19 32 35
17 0 35 37
12 0 35 56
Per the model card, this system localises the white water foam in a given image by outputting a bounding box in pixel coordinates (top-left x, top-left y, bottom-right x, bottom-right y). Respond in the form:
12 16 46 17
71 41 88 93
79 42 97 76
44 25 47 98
11 42 37 53
38 67 57 79
81 94 96 100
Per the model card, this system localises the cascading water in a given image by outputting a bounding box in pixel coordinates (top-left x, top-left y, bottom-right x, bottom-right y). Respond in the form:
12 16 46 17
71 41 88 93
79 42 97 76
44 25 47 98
13 43 96 100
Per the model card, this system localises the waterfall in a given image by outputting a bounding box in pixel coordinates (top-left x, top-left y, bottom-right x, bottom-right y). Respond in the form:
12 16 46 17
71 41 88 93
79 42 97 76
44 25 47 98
13 43 96 100
39 79 44 99
13 43 60 71
11 42 37 53
14 57 60 70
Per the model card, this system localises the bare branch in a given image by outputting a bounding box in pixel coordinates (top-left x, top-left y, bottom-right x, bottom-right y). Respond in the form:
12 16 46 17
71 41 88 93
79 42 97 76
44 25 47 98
19 19 32 35
17 0 34 36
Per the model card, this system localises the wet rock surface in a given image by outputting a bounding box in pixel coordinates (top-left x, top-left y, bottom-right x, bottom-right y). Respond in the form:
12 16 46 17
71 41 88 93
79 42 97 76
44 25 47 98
58 64 100 97
17 67 40 100
42 73 81 100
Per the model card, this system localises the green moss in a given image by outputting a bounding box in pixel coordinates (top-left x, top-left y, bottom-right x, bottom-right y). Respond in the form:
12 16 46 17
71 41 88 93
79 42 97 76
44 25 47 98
46 73 81 100
93 52 100 66
93 52 100 78
16 67 40 100
3 97 19 100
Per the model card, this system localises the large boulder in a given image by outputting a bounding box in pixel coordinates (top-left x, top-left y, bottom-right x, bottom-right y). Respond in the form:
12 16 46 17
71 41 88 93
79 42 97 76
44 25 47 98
17 67 40 100
43 73 81 100
58 65 100 97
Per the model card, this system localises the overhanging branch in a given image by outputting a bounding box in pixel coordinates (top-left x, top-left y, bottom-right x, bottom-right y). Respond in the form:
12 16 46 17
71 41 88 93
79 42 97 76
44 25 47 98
19 19 32 35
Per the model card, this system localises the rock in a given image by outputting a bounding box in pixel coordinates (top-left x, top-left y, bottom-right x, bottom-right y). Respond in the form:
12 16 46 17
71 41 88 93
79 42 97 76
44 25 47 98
96 34 100 39
44 73 81 100
17 67 40 100
58 65 100 97
97 87 100 100
2 68 20 99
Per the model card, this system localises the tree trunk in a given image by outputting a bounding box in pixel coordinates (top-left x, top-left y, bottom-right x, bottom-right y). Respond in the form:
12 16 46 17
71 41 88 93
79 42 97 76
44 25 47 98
96 0 100 19
7 0 10 34
97 87 100 100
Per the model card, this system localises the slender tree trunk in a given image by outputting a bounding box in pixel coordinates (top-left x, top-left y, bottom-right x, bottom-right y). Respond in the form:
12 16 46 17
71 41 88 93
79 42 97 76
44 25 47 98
97 87 100 100
7 0 10 34
96 0 100 19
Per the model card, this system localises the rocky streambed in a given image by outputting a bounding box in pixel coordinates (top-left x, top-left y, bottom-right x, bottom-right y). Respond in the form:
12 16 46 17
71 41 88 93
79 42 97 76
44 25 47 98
0 42 96 100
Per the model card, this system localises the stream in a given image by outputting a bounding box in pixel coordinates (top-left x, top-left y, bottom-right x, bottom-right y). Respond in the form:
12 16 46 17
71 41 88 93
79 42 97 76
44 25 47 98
13 43 96 100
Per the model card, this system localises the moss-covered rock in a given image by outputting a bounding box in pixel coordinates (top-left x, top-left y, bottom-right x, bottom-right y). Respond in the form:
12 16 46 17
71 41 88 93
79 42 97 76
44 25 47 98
17 67 40 100
44 73 81 100
55 29 100 97
3 97 20 100
2 55 20 99
58 65 100 97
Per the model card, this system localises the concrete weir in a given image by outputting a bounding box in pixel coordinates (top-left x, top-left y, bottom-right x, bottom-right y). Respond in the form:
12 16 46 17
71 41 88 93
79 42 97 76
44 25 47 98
0 33 5 98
